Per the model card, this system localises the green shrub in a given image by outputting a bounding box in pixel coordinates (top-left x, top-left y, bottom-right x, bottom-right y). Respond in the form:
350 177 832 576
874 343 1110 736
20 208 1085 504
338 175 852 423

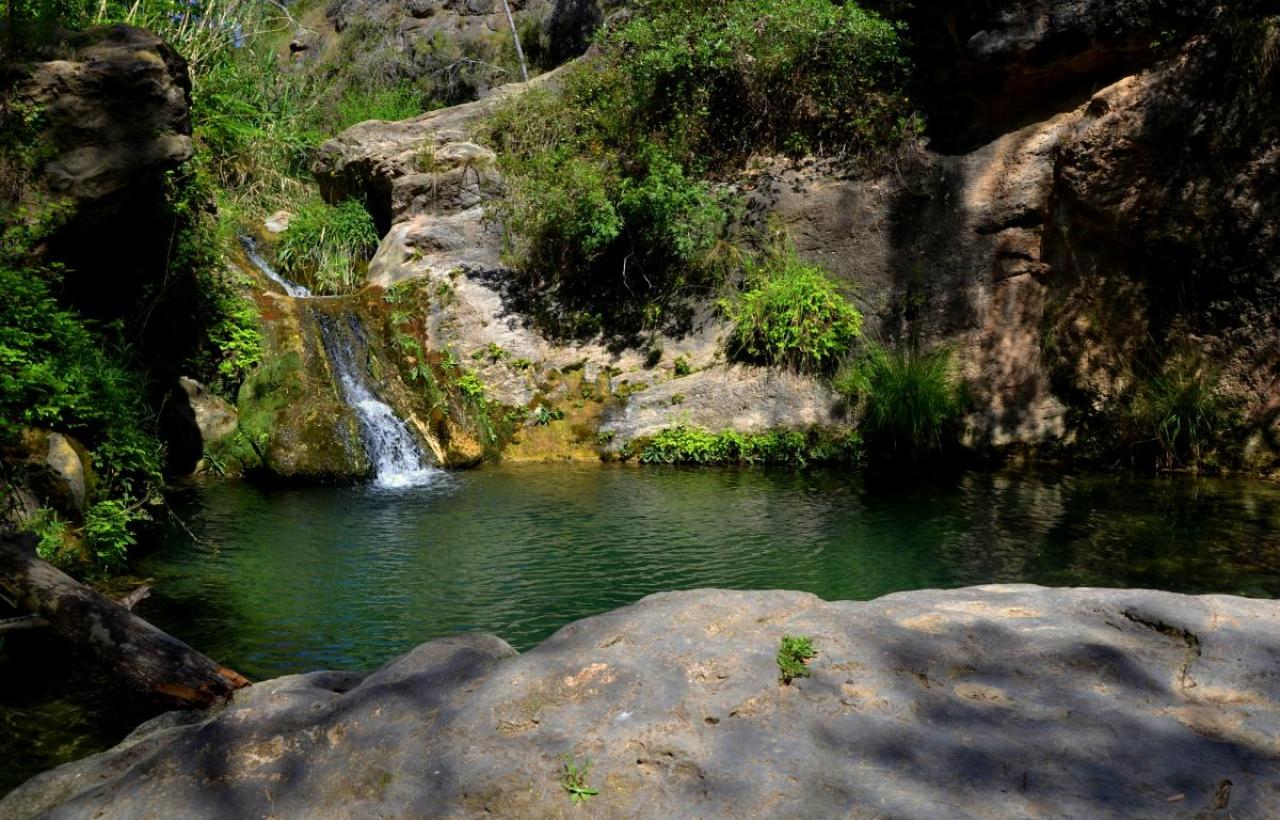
0 265 164 495
724 246 862 372
777 635 817 684
484 0 913 329
633 425 859 466
1129 355 1234 470
837 341 964 460
276 199 379 294
602 0 917 164
82 498 149 569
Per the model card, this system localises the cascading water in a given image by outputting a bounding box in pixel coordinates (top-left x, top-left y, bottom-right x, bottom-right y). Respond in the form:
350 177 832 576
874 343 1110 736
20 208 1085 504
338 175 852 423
239 235 312 297
240 233 438 488
314 312 439 489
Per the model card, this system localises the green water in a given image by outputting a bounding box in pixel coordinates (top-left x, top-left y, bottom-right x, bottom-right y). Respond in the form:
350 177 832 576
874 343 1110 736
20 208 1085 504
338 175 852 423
5 464 1280 792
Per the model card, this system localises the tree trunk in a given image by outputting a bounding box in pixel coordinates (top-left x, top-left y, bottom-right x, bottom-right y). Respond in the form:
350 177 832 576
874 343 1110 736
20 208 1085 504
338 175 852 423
0 534 250 707
501 0 529 82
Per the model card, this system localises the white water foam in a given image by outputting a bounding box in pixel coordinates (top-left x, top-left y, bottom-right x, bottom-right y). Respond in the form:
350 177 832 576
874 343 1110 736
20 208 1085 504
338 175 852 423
317 313 440 489
240 235 312 298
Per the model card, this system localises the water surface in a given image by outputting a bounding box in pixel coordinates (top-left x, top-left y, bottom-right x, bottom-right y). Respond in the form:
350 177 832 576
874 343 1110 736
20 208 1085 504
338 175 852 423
5 465 1280 792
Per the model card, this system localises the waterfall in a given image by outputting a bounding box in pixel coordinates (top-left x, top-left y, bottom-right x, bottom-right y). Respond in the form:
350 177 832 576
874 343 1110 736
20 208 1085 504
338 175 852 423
240 234 438 487
314 312 439 489
239 235 312 297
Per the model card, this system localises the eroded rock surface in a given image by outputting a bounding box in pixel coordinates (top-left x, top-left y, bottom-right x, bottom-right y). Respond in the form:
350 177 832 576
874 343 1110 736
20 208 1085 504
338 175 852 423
6 586 1279 818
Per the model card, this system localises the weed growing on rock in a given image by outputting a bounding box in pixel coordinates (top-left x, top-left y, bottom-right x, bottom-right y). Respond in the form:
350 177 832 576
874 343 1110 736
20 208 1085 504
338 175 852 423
1128 354 1235 471
777 635 817 684
560 755 599 804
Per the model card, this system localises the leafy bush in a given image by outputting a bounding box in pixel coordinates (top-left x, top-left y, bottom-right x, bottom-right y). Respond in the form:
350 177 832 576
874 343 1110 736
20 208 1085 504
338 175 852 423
485 0 913 330
0 266 165 495
82 498 149 569
1129 355 1234 470
602 0 917 163
2 264 164 567
724 246 863 372
276 200 379 294
837 342 964 460
633 425 860 466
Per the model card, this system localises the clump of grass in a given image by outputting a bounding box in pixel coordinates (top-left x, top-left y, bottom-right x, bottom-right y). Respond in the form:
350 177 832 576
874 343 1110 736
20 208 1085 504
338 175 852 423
560 755 599 804
276 200 379 295
777 635 817 684
837 341 964 462
1129 354 1234 470
723 243 862 372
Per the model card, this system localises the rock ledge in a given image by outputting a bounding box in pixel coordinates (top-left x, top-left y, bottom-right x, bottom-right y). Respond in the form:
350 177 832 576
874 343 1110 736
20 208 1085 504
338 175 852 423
6 585 1279 818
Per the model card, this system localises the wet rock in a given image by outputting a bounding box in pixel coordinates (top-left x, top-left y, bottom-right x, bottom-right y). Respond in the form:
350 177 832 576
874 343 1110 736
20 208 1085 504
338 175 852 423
7 586 1280 818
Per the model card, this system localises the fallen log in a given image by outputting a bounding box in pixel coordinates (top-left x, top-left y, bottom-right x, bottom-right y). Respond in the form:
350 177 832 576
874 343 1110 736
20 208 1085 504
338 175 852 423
0 533 250 707
0 583 150 632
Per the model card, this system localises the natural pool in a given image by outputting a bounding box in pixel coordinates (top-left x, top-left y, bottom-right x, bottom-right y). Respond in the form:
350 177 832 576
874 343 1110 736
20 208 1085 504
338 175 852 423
5 464 1280 792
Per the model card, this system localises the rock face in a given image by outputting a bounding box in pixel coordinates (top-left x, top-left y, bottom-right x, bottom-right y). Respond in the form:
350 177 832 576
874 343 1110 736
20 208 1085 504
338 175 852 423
873 0 1280 150
314 66 845 453
323 0 553 105
7 586 1280 818
7 25 192 209
311 5 1280 466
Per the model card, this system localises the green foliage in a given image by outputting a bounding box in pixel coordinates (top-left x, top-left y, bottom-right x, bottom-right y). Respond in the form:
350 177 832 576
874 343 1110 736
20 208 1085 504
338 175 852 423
724 245 862 372
837 342 964 461
602 0 917 162
672 355 692 377
531 404 565 426
336 83 425 128
276 199 379 295
0 265 164 499
633 425 860 466
560 755 599 804
25 508 70 564
483 0 914 330
81 498 148 569
1129 355 1234 470
777 635 817 684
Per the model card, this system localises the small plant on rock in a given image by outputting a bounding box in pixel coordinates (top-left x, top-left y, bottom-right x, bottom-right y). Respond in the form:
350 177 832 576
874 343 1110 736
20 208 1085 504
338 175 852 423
560 755 599 804
777 635 817 684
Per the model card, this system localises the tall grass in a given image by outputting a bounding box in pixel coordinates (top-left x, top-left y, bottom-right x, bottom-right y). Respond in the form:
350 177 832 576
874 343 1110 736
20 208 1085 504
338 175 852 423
276 199 379 294
1129 354 1233 470
837 341 963 461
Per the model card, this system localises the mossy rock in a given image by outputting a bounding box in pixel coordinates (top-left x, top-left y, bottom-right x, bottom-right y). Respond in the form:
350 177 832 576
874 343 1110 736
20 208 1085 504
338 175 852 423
234 352 372 482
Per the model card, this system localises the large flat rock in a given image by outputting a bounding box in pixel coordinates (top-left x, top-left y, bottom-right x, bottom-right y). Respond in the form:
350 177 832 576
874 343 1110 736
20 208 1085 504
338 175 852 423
6 586 1279 818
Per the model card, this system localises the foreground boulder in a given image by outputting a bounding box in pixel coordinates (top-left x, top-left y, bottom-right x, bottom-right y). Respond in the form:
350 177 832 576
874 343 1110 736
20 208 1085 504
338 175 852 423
6 586 1279 817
